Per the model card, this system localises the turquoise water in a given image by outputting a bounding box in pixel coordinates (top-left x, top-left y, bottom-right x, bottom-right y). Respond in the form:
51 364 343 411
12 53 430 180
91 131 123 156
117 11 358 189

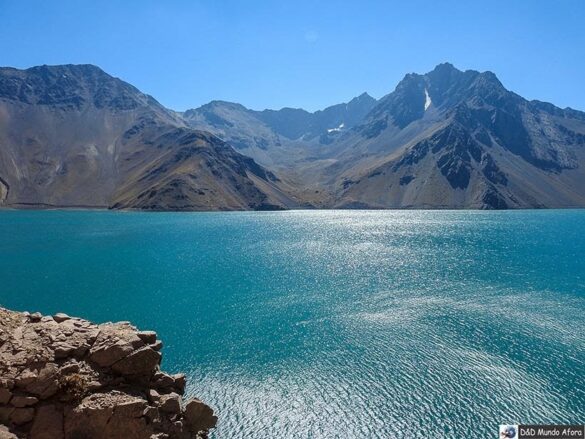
0 210 583 438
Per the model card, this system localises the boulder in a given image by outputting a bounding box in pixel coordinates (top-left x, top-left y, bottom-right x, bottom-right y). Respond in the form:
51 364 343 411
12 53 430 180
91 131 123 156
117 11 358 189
29 312 42 322
184 399 218 432
171 374 186 393
53 313 71 323
148 389 161 404
113 398 147 419
10 395 39 407
64 393 151 439
158 393 182 414
14 369 38 389
24 363 60 399
89 341 135 367
152 372 175 389
111 347 161 377
53 343 76 359
150 340 163 351
136 331 157 344
59 362 80 375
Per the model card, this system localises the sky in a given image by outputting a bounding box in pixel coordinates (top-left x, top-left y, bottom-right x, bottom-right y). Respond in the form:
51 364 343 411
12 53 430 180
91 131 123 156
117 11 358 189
0 0 584 112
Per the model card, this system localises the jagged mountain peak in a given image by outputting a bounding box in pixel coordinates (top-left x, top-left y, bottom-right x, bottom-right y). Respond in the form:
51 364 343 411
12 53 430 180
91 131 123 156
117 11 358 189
184 100 249 117
345 92 377 109
0 63 166 113
431 61 457 71
426 62 464 79
394 63 469 94
206 99 247 108
361 63 513 132
4 63 111 80
36 63 106 73
3 63 124 87
395 72 425 90
353 91 374 100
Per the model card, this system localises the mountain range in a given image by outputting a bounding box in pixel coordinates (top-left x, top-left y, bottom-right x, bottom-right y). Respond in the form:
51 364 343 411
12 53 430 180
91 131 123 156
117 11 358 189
1 62 584 210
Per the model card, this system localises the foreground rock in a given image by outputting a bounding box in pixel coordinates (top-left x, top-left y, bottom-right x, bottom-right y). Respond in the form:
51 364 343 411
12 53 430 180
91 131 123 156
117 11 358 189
0 308 217 438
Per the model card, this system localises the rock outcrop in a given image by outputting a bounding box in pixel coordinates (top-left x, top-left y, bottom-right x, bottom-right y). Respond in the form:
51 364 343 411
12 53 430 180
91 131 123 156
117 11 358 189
0 307 217 439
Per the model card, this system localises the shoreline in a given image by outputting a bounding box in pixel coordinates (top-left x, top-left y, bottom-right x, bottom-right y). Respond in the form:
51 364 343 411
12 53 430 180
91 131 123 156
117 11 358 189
1 204 585 213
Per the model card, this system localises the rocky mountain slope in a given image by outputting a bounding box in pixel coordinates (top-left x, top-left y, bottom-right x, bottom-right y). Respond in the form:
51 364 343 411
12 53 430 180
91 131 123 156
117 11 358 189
181 93 376 172
330 63 585 208
0 65 297 211
1 63 584 210
184 63 585 209
0 307 216 439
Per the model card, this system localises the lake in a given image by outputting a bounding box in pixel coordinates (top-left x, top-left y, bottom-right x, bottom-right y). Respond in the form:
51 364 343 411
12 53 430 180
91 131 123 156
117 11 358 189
0 210 583 438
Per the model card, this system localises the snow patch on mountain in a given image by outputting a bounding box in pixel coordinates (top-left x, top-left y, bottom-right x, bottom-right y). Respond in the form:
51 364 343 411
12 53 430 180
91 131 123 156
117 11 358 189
328 122 345 133
424 88 432 111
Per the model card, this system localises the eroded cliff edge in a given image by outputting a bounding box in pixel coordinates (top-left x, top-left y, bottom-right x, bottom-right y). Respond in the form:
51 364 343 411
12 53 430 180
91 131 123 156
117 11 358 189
0 307 217 439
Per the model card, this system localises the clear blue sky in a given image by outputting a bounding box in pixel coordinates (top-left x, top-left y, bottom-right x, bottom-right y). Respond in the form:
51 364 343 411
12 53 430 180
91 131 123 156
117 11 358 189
1 0 583 112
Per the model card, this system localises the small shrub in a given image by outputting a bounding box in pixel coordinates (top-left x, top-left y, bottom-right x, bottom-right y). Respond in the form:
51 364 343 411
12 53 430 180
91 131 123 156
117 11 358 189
59 373 88 400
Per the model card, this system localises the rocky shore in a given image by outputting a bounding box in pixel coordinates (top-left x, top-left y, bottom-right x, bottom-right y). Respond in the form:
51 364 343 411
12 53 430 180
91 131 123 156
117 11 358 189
0 307 217 439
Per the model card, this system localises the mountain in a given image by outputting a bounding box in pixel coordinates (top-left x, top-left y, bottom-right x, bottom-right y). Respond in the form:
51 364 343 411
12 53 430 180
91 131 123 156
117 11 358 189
330 63 585 208
181 93 377 169
0 65 297 210
182 101 288 170
1 63 584 210
183 63 585 209
255 92 377 142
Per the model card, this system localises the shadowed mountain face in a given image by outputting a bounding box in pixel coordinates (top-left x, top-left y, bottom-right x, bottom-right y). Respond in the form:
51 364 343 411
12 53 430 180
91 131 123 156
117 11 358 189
0 65 297 210
333 63 585 208
1 63 585 210
181 93 377 174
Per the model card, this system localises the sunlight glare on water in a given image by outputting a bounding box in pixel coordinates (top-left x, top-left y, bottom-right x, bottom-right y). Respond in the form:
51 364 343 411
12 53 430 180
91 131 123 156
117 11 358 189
0 210 583 438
